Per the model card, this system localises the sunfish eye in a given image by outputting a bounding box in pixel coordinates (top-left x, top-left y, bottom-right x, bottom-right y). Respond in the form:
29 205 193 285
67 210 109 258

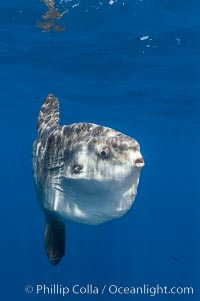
114 147 121 153
99 149 108 158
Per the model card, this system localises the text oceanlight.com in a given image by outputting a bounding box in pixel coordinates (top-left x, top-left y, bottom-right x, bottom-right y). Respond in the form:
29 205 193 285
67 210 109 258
24 283 194 297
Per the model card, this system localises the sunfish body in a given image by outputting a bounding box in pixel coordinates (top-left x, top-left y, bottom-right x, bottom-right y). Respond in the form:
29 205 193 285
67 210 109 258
32 94 144 265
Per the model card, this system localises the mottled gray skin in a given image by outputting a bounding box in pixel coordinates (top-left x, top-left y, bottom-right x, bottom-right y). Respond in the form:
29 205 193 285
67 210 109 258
32 94 144 265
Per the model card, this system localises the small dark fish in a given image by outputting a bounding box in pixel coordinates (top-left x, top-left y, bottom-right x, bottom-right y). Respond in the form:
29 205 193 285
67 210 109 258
169 254 178 262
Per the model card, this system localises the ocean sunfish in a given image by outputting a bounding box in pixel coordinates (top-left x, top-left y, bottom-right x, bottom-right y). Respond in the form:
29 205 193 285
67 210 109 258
32 94 144 265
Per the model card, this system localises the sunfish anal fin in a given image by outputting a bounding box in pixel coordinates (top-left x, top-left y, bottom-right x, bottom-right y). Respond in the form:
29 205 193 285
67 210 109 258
44 215 65 265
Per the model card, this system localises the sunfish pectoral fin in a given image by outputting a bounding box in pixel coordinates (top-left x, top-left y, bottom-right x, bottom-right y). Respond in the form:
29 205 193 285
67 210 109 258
38 93 60 138
44 214 65 265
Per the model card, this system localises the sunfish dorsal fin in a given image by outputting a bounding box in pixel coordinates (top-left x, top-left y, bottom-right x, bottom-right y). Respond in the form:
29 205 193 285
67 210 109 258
38 93 60 138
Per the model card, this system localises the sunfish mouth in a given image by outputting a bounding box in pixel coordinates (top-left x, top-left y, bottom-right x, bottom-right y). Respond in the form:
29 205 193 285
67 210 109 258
135 157 145 168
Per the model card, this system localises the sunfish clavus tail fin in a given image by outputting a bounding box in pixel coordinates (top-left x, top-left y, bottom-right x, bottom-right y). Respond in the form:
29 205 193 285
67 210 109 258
44 215 65 265
38 93 60 138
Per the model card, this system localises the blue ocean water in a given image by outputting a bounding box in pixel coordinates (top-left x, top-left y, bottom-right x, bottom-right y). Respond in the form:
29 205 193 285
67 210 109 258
0 0 199 300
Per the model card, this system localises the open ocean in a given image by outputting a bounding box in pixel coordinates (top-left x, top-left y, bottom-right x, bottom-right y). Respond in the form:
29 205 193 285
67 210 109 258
0 0 199 300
